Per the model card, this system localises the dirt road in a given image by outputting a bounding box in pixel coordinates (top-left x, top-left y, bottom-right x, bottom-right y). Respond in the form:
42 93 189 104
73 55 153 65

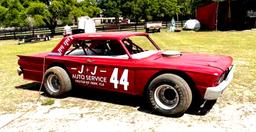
0 97 255 132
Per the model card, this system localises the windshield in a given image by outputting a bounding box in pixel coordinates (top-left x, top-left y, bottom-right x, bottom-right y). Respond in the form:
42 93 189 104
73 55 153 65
122 35 159 55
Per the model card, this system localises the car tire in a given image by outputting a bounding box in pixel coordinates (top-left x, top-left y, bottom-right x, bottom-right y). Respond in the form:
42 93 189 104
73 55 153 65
43 66 72 97
146 73 192 116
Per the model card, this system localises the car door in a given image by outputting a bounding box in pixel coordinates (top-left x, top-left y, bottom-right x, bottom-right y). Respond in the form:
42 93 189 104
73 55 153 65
64 39 136 95
82 56 136 95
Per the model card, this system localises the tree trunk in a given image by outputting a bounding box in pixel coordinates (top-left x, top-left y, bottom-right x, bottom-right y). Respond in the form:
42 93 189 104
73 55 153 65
44 18 57 36
50 27 56 36
115 16 119 31
73 16 77 26
32 27 35 37
135 17 138 32
13 27 17 39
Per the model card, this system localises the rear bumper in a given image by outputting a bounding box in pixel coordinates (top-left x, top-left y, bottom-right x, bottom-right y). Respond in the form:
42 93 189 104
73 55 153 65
204 65 235 100
17 67 23 76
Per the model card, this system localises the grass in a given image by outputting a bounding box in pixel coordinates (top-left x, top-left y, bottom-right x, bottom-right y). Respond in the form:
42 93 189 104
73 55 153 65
41 99 55 106
0 38 60 113
0 31 255 113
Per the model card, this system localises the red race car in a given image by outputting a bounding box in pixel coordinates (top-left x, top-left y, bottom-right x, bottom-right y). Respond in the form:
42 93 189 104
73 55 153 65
17 32 235 116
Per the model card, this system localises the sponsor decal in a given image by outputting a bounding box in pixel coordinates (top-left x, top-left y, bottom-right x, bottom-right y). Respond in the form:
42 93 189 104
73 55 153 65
110 68 129 90
57 36 74 54
71 65 129 90
72 65 107 87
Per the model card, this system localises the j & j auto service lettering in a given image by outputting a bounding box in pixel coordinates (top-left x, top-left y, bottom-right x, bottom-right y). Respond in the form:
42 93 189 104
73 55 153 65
71 65 107 87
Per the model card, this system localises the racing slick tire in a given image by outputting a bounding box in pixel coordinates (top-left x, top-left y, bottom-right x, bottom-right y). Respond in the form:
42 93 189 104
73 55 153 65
146 73 192 116
43 66 72 97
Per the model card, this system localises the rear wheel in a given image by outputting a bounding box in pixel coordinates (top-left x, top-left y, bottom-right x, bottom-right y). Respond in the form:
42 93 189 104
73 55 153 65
146 73 192 116
44 66 72 97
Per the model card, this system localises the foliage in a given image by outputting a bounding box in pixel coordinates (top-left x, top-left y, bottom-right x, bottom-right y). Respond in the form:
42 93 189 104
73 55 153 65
68 0 101 24
26 2 50 27
0 0 101 35
0 5 7 26
178 0 193 15
0 0 216 33
158 0 179 19
100 0 193 22
98 0 122 24
1 0 28 27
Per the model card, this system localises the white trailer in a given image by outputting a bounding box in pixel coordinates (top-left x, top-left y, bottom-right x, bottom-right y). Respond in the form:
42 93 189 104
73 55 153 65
78 16 96 33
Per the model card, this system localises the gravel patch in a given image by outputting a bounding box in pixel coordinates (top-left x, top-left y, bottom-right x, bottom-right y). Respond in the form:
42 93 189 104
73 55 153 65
0 99 255 132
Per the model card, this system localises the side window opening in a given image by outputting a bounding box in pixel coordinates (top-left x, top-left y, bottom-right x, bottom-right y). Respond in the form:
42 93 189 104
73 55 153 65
66 40 126 56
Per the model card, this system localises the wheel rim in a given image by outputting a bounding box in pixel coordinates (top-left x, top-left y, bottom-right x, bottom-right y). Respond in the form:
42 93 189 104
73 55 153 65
154 84 179 110
46 74 60 93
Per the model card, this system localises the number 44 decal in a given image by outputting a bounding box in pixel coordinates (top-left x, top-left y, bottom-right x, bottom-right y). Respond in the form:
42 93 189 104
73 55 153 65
110 68 129 91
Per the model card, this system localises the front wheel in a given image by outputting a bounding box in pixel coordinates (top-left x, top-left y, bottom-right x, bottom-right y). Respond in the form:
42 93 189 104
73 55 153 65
43 66 72 97
146 73 192 116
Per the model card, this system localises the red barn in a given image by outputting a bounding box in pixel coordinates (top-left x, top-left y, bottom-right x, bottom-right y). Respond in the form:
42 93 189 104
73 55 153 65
196 0 256 30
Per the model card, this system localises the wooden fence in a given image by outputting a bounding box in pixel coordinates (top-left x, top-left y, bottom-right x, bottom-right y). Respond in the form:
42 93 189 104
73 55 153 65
0 21 186 40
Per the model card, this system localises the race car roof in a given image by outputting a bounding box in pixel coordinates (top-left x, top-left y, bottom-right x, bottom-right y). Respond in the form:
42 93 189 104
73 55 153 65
71 32 148 40
51 32 148 56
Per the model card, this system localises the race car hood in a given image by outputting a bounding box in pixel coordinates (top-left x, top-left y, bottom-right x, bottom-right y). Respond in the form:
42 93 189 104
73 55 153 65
155 51 233 71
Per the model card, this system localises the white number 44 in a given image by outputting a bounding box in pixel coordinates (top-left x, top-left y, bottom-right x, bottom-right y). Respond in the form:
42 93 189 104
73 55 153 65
110 68 129 90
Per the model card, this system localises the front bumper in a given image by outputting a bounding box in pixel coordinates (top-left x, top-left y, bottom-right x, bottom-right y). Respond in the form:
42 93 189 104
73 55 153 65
204 65 235 100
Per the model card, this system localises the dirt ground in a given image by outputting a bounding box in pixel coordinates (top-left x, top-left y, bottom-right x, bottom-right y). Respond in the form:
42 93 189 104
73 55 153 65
0 95 256 132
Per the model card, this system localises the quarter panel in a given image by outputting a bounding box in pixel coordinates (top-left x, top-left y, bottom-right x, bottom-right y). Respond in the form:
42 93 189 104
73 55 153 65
134 69 160 96
18 56 45 82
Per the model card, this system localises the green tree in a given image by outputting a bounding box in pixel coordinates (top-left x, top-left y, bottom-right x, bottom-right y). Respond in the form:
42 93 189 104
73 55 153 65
26 2 50 27
177 0 195 18
1 0 27 27
69 0 101 25
0 5 7 26
26 0 101 35
122 0 141 22
122 0 158 22
99 0 122 24
0 0 100 35
157 0 179 20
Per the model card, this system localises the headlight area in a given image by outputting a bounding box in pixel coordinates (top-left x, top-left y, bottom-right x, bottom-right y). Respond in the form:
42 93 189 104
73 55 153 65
217 72 226 84
204 65 235 100
216 67 231 85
